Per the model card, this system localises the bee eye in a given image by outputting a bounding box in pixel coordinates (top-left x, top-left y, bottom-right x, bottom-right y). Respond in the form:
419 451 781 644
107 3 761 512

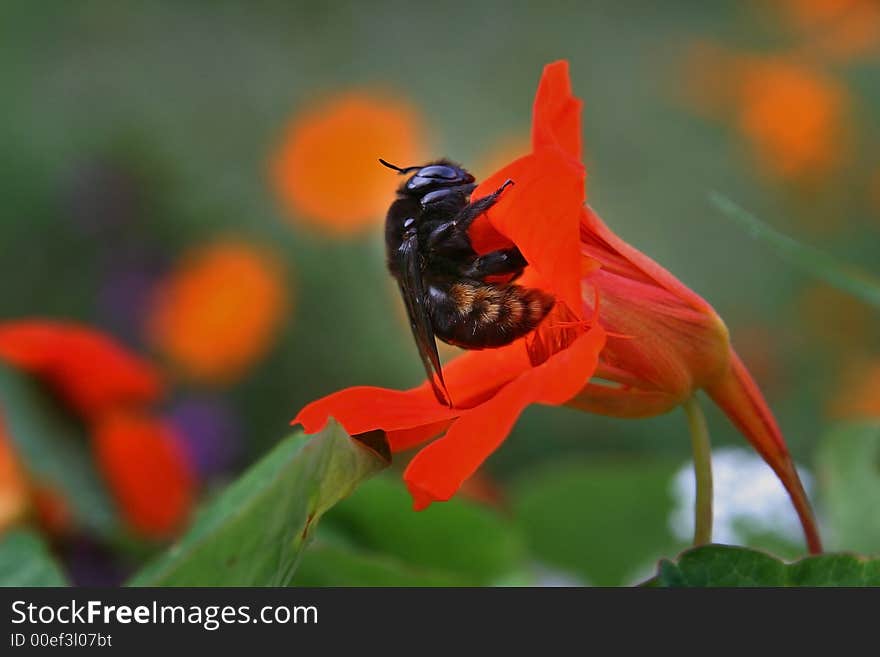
406 176 431 191
403 217 415 228
416 165 459 179
406 165 474 191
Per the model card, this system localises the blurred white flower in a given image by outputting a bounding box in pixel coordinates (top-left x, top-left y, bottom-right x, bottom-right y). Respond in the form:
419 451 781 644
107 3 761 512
532 566 588 588
669 446 814 545
492 564 587 587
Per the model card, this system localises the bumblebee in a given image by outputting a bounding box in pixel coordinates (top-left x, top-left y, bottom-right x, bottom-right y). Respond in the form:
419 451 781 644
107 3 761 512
382 158 554 406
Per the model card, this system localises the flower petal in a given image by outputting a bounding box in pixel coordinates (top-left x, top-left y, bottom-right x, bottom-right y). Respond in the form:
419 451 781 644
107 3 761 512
581 267 730 399
92 412 194 538
0 321 162 419
705 349 822 553
582 206 714 314
475 150 585 316
532 60 583 160
387 420 453 452
469 62 586 316
403 326 606 510
295 342 532 450
567 382 681 418
412 339 533 407
468 214 516 255
293 386 460 437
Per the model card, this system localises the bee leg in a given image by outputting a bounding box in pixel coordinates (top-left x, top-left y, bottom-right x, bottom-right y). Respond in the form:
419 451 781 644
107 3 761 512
452 179 515 231
426 180 515 252
425 220 458 251
463 248 528 279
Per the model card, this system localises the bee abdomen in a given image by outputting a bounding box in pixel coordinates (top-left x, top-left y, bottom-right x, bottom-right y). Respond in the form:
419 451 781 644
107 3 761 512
429 281 555 349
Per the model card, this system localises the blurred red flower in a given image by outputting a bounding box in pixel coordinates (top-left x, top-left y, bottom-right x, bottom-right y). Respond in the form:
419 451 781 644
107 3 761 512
293 61 821 553
0 320 194 539
93 412 194 538
0 321 161 419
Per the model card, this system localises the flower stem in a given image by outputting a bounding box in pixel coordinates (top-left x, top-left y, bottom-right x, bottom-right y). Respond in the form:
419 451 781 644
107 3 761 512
683 396 713 546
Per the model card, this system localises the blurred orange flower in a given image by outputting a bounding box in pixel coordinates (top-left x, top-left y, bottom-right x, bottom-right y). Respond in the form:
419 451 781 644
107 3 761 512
778 0 880 61
684 45 851 184
0 418 75 536
93 412 194 538
830 360 880 418
0 418 29 533
148 240 287 385
272 90 427 234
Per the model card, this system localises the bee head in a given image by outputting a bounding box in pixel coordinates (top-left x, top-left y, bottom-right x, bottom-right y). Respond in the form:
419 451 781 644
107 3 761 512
379 158 475 196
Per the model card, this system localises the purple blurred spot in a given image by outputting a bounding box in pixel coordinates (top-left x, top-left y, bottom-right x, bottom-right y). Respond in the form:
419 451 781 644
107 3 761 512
167 398 242 479
96 251 167 343
64 538 128 587
98 267 158 339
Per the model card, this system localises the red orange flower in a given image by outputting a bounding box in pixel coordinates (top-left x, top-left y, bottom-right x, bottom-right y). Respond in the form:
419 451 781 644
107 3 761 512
293 61 821 553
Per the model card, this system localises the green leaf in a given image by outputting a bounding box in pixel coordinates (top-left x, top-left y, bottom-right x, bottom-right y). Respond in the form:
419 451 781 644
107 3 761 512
511 459 685 586
129 419 388 586
655 544 880 586
321 476 526 585
816 421 880 555
0 530 68 586
294 538 468 587
710 193 880 308
0 363 118 537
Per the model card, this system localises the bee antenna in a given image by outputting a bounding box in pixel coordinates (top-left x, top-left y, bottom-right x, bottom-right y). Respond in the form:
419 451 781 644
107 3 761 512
379 158 420 174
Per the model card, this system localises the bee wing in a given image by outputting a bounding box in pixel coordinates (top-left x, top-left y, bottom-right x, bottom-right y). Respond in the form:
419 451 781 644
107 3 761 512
397 234 452 407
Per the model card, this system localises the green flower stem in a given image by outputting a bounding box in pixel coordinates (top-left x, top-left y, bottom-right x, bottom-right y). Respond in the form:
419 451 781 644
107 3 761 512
683 396 713 546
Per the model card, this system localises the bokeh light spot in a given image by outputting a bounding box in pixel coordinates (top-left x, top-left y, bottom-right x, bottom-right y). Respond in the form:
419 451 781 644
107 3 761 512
0 419 29 533
272 90 427 235
147 240 288 385
683 45 851 184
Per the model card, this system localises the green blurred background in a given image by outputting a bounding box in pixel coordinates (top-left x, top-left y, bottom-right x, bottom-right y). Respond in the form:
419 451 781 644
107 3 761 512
1 1 879 586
